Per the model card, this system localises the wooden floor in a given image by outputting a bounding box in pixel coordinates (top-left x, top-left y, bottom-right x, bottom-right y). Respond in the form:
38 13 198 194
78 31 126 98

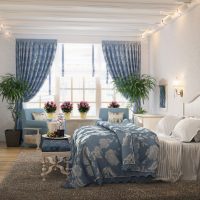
0 142 35 183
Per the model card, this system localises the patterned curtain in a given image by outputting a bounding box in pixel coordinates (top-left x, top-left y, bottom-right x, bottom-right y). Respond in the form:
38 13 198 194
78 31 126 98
102 41 141 82
16 39 57 128
159 85 166 108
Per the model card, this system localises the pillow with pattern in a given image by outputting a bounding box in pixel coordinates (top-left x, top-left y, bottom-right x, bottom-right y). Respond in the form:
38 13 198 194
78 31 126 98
32 112 47 121
108 112 124 123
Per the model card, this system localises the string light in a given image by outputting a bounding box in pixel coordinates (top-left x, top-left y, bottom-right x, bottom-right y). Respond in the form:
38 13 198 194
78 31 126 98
141 1 200 39
5 31 11 38
0 23 12 38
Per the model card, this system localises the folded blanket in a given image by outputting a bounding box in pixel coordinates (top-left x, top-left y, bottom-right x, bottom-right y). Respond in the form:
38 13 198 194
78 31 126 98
97 120 159 172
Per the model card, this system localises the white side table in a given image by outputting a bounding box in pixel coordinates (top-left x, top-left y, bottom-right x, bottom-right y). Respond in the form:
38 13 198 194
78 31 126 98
23 128 41 149
133 114 164 132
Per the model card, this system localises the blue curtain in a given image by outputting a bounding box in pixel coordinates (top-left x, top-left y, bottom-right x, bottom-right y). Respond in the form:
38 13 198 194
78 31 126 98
16 39 57 128
159 85 166 108
102 41 141 82
102 41 141 112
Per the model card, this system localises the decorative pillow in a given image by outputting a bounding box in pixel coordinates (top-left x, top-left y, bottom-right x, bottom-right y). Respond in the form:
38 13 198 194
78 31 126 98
156 115 182 136
108 112 124 123
193 130 200 142
172 118 200 142
32 112 47 121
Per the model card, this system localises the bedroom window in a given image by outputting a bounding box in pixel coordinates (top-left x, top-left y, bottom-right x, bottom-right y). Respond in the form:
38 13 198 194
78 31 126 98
25 43 128 117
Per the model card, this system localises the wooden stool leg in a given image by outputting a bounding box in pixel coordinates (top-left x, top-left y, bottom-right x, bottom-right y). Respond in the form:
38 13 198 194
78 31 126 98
36 129 41 150
41 156 46 181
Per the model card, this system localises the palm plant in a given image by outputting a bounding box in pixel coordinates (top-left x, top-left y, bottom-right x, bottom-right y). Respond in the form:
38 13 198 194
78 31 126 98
113 74 156 114
0 74 28 130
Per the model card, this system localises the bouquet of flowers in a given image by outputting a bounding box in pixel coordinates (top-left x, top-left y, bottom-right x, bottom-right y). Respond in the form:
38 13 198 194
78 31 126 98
44 101 57 113
78 101 90 113
108 101 120 108
61 101 73 113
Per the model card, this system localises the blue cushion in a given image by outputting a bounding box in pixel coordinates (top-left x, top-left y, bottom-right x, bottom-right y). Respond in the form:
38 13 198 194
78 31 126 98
41 139 71 152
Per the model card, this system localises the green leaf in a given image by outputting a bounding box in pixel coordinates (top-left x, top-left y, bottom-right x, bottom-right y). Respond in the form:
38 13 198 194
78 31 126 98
113 74 156 110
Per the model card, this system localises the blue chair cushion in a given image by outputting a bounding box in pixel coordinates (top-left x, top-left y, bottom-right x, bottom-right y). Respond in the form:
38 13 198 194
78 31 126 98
41 138 71 152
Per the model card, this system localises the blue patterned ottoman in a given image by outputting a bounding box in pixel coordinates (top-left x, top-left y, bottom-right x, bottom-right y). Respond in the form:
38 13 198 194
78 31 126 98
41 138 71 181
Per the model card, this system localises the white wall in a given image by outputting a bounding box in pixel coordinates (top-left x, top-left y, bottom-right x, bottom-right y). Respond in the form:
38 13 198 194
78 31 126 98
0 36 15 141
149 5 200 116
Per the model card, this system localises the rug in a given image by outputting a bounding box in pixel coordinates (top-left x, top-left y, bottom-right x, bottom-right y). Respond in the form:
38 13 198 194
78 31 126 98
0 151 200 200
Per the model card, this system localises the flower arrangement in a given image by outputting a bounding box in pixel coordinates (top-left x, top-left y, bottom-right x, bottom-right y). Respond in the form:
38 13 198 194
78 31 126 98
78 101 90 113
61 101 73 113
108 101 120 108
44 101 57 113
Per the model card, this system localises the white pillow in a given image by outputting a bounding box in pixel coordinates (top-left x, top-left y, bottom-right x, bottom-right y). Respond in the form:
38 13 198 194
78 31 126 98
172 118 200 142
32 112 47 121
156 115 182 136
108 112 124 123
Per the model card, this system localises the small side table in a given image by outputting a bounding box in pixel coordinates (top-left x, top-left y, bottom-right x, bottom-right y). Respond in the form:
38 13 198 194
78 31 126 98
133 114 164 132
23 128 41 149
41 135 71 181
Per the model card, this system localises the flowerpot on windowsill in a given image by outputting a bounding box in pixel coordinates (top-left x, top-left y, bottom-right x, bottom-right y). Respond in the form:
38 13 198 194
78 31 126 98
64 112 71 120
5 129 21 147
80 112 87 119
47 112 55 120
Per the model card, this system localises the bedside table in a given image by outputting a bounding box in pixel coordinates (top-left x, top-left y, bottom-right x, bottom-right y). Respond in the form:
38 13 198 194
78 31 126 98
133 114 163 132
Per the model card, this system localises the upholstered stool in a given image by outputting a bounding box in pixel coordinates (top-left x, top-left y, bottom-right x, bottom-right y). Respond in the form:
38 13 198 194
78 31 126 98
41 138 71 181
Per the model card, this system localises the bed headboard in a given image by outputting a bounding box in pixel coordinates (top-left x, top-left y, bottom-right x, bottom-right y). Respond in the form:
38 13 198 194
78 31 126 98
184 95 200 117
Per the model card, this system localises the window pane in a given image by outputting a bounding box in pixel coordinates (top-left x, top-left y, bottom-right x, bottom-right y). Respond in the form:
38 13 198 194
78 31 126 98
41 95 54 102
60 77 71 89
116 92 127 102
87 103 96 117
101 79 114 89
101 89 114 102
101 103 109 108
85 77 96 89
73 77 84 89
73 90 84 102
60 89 72 102
85 90 96 102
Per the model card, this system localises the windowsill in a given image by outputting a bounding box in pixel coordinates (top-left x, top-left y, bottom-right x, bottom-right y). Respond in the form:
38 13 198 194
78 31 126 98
65 117 99 121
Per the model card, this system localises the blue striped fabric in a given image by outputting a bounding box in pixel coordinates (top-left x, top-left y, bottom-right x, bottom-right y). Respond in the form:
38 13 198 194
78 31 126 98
102 41 141 82
16 39 57 129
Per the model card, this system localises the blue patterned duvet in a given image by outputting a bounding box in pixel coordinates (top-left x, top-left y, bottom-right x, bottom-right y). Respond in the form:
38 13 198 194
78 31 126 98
64 120 159 188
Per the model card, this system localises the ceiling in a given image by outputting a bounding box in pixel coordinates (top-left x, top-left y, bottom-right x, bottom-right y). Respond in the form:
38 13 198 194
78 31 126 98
0 0 187 41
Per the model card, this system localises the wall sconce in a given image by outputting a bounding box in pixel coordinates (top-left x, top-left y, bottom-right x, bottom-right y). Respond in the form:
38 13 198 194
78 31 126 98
173 78 184 97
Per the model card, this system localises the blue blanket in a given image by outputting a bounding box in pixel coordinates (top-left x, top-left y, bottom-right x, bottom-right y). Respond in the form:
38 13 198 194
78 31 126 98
64 120 159 188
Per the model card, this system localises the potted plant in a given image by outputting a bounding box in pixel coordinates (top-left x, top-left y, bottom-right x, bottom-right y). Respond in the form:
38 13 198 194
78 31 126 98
61 101 73 120
78 101 90 119
113 74 156 114
0 74 28 147
44 101 57 119
108 101 120 108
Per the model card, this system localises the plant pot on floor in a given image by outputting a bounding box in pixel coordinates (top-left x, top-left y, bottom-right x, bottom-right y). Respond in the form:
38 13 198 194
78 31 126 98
5 129 21 147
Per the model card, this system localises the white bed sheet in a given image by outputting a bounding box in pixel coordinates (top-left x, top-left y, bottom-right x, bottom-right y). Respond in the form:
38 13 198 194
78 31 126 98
156 133 200 182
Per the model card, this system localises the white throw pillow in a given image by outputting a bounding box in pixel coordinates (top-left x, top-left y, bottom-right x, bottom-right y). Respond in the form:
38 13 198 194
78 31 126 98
32 112 47 121
108 112 124 123
172 118 200 142
156 115 182 136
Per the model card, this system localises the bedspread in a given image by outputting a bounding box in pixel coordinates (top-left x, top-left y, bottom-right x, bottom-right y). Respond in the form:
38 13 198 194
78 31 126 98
64 121 159 188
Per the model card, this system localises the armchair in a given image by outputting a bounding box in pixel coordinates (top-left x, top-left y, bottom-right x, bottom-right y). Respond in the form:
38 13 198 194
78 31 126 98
99 108 129 121
22 108 48 148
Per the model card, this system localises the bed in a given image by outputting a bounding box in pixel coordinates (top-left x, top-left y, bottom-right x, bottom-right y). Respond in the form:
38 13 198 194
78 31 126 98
64 97 200 188
157 95 200 182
